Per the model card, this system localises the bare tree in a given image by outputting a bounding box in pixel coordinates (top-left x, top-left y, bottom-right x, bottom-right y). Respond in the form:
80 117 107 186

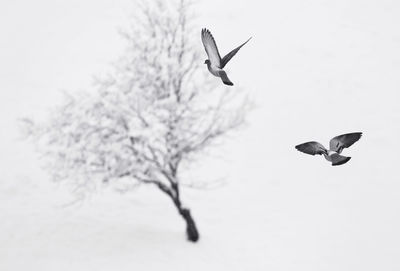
23 0 248 242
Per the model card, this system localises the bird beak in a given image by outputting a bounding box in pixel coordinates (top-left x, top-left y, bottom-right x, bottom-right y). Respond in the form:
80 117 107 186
204 60 207 64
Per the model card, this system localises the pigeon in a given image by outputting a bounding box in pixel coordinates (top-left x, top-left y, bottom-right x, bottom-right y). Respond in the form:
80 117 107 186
295 132 362 166
201 28 251 86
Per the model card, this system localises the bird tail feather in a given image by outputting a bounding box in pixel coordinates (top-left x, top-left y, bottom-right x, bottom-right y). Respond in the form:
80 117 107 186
331 153 351 166
219 71 233 86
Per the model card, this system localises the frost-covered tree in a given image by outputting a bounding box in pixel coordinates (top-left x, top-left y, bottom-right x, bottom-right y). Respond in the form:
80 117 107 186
23 0 248 242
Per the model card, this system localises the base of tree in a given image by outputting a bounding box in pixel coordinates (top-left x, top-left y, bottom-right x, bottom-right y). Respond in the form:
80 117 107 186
179 208 199 242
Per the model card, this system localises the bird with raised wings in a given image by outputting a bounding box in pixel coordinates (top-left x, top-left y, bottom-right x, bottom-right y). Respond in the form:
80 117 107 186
295 132 362 166
201 28 251 86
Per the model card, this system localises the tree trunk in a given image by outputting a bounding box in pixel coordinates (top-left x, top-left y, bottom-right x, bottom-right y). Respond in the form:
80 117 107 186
153 181 199 242
178 207 199 242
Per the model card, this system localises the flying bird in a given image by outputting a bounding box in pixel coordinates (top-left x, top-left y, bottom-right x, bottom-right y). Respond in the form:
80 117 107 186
201 28 251 86
295 132 362 166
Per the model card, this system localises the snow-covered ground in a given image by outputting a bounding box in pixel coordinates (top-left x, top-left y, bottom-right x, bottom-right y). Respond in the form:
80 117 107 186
1 0 400 270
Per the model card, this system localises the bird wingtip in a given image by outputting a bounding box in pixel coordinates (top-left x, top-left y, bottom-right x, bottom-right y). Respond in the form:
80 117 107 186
352 132 363 140
295 144 303 151
295 146 305 154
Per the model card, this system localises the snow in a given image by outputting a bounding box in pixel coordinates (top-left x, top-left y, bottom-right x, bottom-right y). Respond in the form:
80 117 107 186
1 0 400 270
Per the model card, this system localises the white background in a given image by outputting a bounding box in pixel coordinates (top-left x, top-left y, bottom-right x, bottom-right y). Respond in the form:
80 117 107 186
1 0 400 270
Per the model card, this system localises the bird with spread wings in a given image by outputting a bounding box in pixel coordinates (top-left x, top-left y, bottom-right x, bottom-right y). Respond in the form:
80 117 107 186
295 132 363 166
201 28 251 86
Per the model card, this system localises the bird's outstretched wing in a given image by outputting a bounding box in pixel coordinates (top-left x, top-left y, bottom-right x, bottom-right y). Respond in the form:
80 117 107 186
329 132 362 153
295 141 327 155
220 37 251 68
201 28 221 67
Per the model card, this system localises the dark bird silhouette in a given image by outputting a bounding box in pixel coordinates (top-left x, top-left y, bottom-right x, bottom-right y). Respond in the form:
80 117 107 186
295 132 362 166
201 28 251 86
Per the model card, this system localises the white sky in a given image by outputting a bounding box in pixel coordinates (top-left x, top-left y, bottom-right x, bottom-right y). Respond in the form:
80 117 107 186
1 0 400 270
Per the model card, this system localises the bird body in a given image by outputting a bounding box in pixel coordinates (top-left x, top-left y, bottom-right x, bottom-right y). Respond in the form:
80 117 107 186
295 132 362 166
323 151 351 166
205 62 233 85
201 28 251 86
327 150 336 156
206 62 223 77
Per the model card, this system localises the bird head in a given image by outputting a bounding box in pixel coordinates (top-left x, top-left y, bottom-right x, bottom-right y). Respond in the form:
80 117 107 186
204 59 210 65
